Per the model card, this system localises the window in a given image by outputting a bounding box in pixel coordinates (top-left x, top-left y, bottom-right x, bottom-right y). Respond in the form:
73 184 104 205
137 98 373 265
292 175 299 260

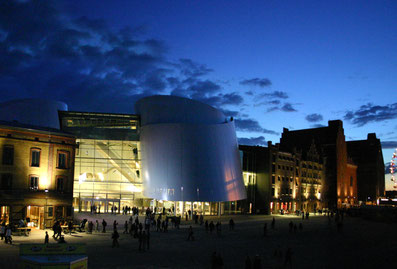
2 145 14 165
48 207 53 217
290 188 293 194
0 174 12 190
272 175 275 184
56 176 66 192
30 148 41 167
272 187 275 196
350 176 353 187
278 176 280 181
29 175 39 190
272 165 275 173
57 151 69 169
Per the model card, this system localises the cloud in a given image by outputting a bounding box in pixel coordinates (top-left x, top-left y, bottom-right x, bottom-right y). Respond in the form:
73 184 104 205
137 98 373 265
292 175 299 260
221 109 239 117
240 78 272 87
311 124 326 128
381 141 397 149
305 113 323 122
234 118 279 135
344 103 397 126
260 91 288 99
0 0 246 115
281 103 297 112
238 136 266 146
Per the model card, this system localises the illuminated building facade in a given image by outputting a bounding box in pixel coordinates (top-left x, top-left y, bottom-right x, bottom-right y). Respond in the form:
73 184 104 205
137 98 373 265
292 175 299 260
240 141 324 214
0 121 75 227
59 96 246 215
280 120 358 209
58 111 144 213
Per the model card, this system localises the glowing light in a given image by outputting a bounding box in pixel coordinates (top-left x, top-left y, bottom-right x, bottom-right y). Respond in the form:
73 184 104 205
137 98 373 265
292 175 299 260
79 173 87 184
127 185 142 193
135 161 140 169
97 172 104 181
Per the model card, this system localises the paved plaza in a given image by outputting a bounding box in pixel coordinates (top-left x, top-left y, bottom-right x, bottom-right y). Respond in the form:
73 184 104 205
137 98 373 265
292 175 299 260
1 213 397 268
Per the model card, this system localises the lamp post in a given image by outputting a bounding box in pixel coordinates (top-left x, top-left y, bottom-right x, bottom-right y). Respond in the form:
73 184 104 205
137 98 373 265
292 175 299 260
44 188 49 229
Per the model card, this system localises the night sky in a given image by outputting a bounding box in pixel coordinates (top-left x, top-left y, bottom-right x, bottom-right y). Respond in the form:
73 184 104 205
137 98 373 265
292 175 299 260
1 1 396 187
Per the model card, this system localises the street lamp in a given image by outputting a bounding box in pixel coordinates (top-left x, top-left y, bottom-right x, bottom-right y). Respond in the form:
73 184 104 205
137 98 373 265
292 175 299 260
44 188 48 229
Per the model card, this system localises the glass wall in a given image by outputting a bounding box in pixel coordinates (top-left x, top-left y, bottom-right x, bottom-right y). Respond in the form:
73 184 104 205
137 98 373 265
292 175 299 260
73 139 144 212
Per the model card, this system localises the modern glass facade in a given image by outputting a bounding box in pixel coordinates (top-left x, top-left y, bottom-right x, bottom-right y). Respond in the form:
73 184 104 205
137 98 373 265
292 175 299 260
73 139 143 213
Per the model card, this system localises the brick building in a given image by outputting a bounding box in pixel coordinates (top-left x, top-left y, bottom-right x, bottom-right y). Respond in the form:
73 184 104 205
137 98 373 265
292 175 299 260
279 120 357 209
0 121 75 227
239 141 324 214
347 133 385 204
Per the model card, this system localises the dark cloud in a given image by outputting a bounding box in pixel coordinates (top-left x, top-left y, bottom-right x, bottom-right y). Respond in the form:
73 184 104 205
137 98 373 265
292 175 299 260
0 0 245 115
305 113 323 122
260 91 288 99
311 124 326 128
381 141 397 149
234 118 279 135
240 78 272 87
344 103 397 126
238 136 266 146
281 103 297 112
266 102 297 113
221 109 239 117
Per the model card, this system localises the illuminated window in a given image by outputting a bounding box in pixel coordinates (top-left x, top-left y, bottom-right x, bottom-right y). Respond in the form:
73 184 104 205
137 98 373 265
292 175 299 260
29 175 39 190
30 148 41 167
57 151 69 169
2 145 14 165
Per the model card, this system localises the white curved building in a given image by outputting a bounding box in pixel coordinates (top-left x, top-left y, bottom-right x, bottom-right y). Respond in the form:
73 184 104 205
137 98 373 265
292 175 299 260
135 95 246 202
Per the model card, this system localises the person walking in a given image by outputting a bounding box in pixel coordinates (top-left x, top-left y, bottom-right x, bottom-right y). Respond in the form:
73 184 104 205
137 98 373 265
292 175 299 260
4 225 12 244
245 255 252 269
123 221 128 234
187 226 194 241
0 223 5 240
253 255 261 269
263 223 267 237
113 220 118 231
96 220 100 232
112 229 120 248
44 231 49 244
102 219 107 233
284 247 293 268
229 219 235 231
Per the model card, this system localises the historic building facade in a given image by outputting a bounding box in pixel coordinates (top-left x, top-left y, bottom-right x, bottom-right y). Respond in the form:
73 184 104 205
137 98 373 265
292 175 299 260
0 122 75 227
347 133 385 204
279 120 358 209
240 141 325 214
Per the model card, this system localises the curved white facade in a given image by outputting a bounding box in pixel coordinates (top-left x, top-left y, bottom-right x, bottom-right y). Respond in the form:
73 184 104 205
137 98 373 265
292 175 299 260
136 95 246 202
0 99 68 129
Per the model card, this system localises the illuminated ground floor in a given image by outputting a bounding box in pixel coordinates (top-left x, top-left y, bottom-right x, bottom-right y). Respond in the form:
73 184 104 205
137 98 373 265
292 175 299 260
73 193 244 216
0 192 73 227
270 198 323 214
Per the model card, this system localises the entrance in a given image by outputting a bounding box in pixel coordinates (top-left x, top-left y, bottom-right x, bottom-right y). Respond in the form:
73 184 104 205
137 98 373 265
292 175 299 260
0 206 10 224
26 206 45 229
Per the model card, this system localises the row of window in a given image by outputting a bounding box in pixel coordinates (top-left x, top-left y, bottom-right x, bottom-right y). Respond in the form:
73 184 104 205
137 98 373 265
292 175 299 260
0 173 67 192
272 175 294 184
1 145 70 169
271 187 293 196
